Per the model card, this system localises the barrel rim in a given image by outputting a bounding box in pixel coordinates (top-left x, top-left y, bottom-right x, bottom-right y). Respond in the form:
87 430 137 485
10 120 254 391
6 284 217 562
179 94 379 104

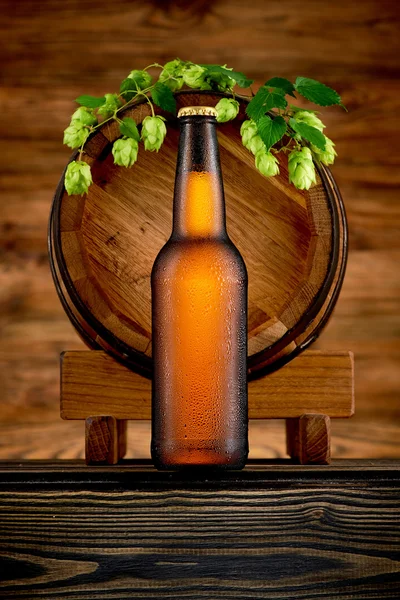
48 90 346 380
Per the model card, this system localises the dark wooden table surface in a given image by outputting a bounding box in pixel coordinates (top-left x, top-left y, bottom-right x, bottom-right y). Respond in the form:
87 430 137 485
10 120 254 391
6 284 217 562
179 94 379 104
0 459 399 599
0 0 400 460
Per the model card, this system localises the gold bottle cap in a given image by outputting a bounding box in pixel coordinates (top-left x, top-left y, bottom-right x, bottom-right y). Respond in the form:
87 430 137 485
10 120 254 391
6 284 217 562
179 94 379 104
177 106 217 118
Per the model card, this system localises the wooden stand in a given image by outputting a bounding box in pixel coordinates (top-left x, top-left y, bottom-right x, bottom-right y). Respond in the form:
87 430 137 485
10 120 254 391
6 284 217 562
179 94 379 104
60 350 354 466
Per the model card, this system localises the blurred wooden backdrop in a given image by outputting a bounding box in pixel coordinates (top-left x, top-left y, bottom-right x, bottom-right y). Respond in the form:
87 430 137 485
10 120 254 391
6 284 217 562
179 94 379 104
0 0 399 459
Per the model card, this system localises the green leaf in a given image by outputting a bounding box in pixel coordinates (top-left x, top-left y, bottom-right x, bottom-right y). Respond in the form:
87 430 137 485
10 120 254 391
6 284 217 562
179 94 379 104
246 86 287 121
201 64 254 88
151 82 176 114
290 118 326 150
294 77 341 106
265 77 295 97
75 95 106 108
256 115 287 151
119 117 140 141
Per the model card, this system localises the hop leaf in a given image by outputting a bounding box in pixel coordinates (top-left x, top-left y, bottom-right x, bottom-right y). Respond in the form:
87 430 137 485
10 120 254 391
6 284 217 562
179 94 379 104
294 77 342 107
119 117 140 141
240 120 265 155
141 115 167 152
71 106 97 127
151 82 176 114
292 110 325 132
112 137 139 167
63 122 89 149
256 115 287 151
159 59 186 91
64 161 92 195
289 118 326 151
311 136 337 165
98 93 122 118
216 98 239 123
75 95 106 108
183 64 207 89
255 149 280 177
264 77 295 97
288 146 316 190
246 86 287 122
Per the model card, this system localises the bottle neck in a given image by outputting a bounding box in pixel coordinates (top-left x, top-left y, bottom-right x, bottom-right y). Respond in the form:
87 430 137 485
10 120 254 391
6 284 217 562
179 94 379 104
172 116 227 239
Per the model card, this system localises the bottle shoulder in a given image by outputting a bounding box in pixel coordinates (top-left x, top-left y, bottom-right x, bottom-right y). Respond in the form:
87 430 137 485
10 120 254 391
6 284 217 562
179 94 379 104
152 237 247 281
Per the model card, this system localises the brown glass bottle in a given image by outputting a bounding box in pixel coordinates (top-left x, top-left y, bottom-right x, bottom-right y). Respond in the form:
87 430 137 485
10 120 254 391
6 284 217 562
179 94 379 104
151 106 248 470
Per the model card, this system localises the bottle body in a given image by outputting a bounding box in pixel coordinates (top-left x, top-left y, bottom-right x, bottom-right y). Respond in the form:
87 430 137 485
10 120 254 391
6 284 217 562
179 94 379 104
151 112 248 469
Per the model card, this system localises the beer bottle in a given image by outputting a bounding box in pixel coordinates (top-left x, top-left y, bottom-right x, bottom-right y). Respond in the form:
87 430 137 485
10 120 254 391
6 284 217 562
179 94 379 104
151 106 248 469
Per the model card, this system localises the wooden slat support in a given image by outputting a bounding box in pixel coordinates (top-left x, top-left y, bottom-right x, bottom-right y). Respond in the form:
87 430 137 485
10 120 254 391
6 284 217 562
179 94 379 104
61 350 354 420
286 414 331 465
62 350 353 465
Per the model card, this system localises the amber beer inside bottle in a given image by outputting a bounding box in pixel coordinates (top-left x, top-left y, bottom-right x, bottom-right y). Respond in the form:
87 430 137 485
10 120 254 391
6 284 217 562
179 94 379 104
151 106 248 469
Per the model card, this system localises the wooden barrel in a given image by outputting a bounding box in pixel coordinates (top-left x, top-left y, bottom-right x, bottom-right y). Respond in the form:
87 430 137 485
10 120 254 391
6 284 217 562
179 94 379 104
49 91 347 381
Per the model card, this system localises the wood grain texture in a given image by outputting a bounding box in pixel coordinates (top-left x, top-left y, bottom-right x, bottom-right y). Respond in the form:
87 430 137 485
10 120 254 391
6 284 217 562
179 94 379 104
0 0 400 459
286 414 331 465
50 91 346 378
85 416 119 465
0 460 399 599
61 350 354 420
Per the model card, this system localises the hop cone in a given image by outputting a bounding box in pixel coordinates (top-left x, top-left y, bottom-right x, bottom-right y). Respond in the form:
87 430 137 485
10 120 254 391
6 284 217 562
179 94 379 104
112 137 139 167
127 69 152 90
64 161 92 195
240 120 265 155
293 110 325 132
159 59 186 91
255 149 280 177
311 136 337 165
98 93 122 118
288 147 316 190
141 116 167 152
216 98 239 123
183 64 207 89
63 122 89 149
71 107 97 127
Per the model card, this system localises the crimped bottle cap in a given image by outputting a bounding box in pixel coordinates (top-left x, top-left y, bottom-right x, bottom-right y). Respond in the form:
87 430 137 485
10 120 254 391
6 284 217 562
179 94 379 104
177 106 217 118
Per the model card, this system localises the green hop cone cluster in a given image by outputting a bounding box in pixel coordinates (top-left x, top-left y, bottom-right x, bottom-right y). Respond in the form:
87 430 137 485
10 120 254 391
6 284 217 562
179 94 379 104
98 93 122 118
112 137 139 167
216 98 240 123
141 115 167 152
127 69 152 90
311 136 337 165
63 122 90 149
64 160 92 195
288 147 316 190
255 149 280 178
240 120 265 155
292 109 325 132
159 59 186 91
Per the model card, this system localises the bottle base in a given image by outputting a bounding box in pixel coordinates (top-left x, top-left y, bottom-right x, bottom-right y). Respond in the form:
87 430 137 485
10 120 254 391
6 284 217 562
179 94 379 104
151 439 248 471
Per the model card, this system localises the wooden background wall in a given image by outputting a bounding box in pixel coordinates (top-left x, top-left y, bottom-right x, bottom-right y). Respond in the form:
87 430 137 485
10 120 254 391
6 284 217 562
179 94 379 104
0 0 399 460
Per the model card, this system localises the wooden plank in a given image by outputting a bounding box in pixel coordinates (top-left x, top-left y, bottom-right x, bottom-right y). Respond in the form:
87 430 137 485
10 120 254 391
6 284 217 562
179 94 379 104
61 350 354 420
0 460 399 599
